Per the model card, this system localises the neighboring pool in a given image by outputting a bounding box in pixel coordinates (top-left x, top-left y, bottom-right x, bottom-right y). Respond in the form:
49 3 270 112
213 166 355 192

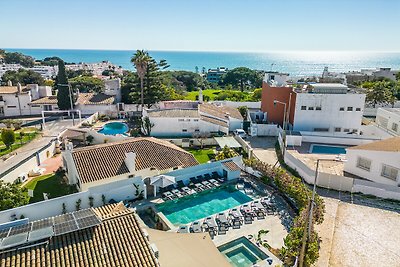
98 122 129 135
310 144 346 154
218 237 268 267
157 185 252 225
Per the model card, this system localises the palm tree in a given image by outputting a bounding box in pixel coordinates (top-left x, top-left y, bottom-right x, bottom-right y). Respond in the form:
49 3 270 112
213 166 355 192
131 50 150 109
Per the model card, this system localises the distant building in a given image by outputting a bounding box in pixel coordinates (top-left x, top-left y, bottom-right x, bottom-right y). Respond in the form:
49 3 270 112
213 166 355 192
0 63 57 80
0 82 53 117
375 108 400 136
144 102 243 137
261 74 366 134
65 61 123 77
345 137 400 186
206 67 228 83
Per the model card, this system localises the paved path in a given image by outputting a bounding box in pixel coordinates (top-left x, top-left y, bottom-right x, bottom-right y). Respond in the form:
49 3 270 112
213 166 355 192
0 119 73 177
247 137 280 166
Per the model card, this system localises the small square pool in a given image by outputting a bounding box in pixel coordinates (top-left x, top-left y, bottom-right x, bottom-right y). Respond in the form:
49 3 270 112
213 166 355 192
218 236 268 267
310 144 347 154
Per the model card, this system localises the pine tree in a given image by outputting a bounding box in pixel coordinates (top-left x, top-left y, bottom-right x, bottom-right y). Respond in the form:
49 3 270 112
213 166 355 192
56 60 73 110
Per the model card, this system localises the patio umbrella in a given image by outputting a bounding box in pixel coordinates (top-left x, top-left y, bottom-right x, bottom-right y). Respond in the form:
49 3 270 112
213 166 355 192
150 175 176 196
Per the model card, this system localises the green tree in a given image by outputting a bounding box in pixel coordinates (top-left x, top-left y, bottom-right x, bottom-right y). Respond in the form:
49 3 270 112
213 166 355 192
40 56 64 66
215 146 237 160
70 76 105 93
238 106 248 120
141 116 154 136
0 181 29 211
131 50 151 109
56 60 73 110
365 81 393 107
1 129 16 150
252 88 263 101
3 52 35 67
396 72 400 81
1 69 44 85
222 67 262 92
66 69 93 79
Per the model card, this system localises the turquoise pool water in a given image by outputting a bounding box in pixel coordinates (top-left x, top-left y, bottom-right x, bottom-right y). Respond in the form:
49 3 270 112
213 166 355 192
311 144 346 154
218 237 268 267
98 122 129 135
157 186 252 225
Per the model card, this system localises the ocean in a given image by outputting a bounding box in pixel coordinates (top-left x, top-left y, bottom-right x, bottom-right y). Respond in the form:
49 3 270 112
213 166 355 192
4 48 400 77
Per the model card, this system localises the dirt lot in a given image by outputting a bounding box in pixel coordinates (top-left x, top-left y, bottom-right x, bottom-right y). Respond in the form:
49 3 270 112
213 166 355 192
314 197 400 267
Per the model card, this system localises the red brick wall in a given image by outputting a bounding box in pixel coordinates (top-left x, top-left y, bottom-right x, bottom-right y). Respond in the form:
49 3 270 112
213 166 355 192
260 81 296 126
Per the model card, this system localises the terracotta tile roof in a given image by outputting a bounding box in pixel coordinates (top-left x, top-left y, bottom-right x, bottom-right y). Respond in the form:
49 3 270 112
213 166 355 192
0 86 29 94
0 204 158 267
71 137 199 184
199 103 243 120
147 109 199 118
30 96 58 105
200 115 228 127
222 160 241 171
77 93 115 105
347 137 400 152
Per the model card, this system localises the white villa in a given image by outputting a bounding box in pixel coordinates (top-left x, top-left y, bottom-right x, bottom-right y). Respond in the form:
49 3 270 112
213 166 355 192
375 108 400 136
145 101 244 137
62 137 199 192
344 137 400 186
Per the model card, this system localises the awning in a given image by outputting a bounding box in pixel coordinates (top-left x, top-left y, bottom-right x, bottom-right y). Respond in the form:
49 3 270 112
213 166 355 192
150 175 176 188
214 137 241 148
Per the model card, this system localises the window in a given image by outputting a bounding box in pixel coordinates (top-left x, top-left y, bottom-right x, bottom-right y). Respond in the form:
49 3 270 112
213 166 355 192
31 104 40 108
334 127 341 132
347 107 353 111
0 96 3 101
381 164 399 181
356 108 361 111
186 119 190 122
7 105 16 108
182 129 187 132
313 128 329 132
301 106 307 110
343 128 350 132
357 157 371 171
308 107 314 110
178 119 184 122
339 107 345 111
194 119 199 122
392 123 398 132
194 129 200 132
315 106 322 111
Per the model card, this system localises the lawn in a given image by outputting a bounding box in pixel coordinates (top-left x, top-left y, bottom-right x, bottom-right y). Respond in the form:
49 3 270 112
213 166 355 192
185 147 216 163
0 129 39 157
184 89 221 101
23 173 77 203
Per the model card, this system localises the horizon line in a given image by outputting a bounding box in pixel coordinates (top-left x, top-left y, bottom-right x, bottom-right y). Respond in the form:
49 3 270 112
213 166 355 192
3 47 400 54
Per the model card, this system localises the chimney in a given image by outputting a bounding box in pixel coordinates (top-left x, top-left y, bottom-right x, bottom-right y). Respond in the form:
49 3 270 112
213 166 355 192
65 141 74 152
17 83 22 93
124 152 136 173
7 80 12 86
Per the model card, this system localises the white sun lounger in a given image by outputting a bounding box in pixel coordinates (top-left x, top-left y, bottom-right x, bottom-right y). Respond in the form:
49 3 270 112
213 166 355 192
191 221 203 233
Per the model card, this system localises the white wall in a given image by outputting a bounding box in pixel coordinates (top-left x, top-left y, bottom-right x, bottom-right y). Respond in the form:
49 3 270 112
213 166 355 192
150 116 201 137
344 149 400 186
210 101 261 109
251 124 279 136
1 93 33 116
375 108 400 136
76 103 117 117
293 93 365 133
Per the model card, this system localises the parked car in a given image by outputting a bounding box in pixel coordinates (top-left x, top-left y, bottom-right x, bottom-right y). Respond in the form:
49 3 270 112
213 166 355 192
234 129 247 139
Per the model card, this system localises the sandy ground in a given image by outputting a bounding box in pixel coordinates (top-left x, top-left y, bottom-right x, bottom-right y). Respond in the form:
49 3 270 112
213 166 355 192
314 197 400 267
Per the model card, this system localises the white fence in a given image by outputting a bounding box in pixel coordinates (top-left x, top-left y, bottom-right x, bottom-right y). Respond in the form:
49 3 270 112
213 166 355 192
0 139 57 183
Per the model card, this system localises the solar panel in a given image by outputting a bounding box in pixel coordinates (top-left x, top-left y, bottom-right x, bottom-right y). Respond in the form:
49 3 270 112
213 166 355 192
32 218 54 231
76 215 101 229
8 223 32 236
0 232 28 250
54 220 78 236
54 214 74 224
0 229 10 239
28 226 54 243
73 209 96 219
0 218 29 231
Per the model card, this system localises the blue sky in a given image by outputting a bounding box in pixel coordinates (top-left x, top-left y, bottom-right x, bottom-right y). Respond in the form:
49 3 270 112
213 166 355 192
1 0 399 52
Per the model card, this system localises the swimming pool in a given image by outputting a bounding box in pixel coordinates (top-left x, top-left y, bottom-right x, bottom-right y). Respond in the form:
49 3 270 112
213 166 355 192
156 185 252 225
218 237 269 267
310 144 346 154
98 122 129 135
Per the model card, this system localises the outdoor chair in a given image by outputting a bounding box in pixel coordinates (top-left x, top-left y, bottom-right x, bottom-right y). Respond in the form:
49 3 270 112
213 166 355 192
218 225 228 235
256 210 265 220
190 221 203 233
177 180 186 188
204 173 212 180
244 216 253 224
232 219 241 229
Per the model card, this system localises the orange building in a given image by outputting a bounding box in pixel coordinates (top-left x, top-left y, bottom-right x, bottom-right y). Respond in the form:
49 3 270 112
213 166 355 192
260 80 296 127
